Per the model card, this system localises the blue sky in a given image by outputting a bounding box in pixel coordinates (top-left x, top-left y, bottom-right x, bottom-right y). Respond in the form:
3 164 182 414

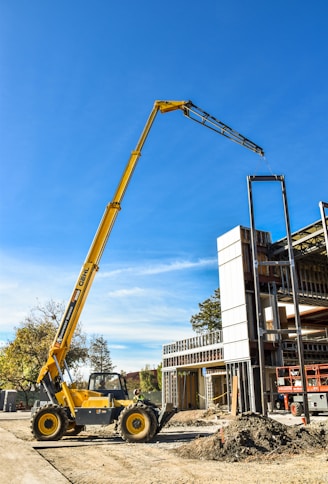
1 1 327 373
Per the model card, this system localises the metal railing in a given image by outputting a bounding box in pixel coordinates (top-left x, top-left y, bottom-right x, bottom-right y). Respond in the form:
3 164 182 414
163 330 223 355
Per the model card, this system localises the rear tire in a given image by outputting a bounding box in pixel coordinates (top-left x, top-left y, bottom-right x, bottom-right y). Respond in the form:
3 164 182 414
31 404 69 441
118 403 157 443
290 401 303 417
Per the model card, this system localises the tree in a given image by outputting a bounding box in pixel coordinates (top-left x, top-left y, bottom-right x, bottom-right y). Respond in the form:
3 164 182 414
33 300 88 372
190 288 222 333
139 364 159 392
157 362 162 390
0 300 88 405
123 371 141 392
88 335 115 372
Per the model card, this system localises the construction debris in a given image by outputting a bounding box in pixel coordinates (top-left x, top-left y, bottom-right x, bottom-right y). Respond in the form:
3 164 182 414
174 412 328 462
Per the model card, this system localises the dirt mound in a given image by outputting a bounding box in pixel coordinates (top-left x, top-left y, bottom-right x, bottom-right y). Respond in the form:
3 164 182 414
175 412 328 462
167 408 230 428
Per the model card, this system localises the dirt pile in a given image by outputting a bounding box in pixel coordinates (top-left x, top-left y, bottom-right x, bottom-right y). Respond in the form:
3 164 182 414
175 412 328 462
167 408 224 428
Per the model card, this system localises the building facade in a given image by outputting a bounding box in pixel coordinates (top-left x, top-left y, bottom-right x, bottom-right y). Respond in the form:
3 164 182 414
162 212 328 413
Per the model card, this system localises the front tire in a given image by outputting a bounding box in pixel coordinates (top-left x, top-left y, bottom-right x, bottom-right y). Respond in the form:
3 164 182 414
31 404 69 441
118 403 157 443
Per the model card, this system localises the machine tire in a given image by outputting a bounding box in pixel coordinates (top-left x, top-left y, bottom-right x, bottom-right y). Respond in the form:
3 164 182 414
275 400 282 410
290 401 303 417
118 403 157 443
31 404 69 441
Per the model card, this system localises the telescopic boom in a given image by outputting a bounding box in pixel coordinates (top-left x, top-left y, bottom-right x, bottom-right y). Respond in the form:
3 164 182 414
37 100 264 386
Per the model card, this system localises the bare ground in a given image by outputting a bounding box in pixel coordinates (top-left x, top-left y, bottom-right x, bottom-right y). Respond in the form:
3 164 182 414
1 410 328 484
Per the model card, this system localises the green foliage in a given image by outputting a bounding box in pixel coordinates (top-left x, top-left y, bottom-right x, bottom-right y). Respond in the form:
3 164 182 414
157 362 162 390
190 288 222 333
0 300 88 394
139 364 159 392
88 335 114 372
0 320 54 388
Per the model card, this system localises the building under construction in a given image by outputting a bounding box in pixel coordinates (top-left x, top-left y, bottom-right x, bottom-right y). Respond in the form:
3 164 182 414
162 177 328 415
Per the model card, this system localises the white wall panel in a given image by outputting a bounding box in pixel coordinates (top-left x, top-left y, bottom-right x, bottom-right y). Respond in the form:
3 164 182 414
218 240 242 265
223 321 249 343
222 305 247 327
223 340 250 361
217 226 251 362
220 258 246 311
217 225 242 251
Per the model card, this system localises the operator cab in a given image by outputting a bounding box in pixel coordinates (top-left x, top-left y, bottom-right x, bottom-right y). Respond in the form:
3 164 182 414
88 372 129 400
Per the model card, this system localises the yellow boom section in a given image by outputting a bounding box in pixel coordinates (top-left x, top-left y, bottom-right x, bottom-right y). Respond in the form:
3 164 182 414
37 101 188 383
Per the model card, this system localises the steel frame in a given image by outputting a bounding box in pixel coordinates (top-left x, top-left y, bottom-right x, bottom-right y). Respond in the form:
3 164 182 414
247 175 310 422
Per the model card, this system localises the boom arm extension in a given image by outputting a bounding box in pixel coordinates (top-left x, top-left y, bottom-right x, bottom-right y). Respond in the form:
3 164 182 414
183 101 265 156
38 100 264 386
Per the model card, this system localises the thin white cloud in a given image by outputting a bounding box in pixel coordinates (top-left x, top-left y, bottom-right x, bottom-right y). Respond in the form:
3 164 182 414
139 258 217 275
0 249 217 371
84 318 195 345
98 257 217 278
0 251 73 331
109 344 128 350
107 287 146 298
97 268 134 278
